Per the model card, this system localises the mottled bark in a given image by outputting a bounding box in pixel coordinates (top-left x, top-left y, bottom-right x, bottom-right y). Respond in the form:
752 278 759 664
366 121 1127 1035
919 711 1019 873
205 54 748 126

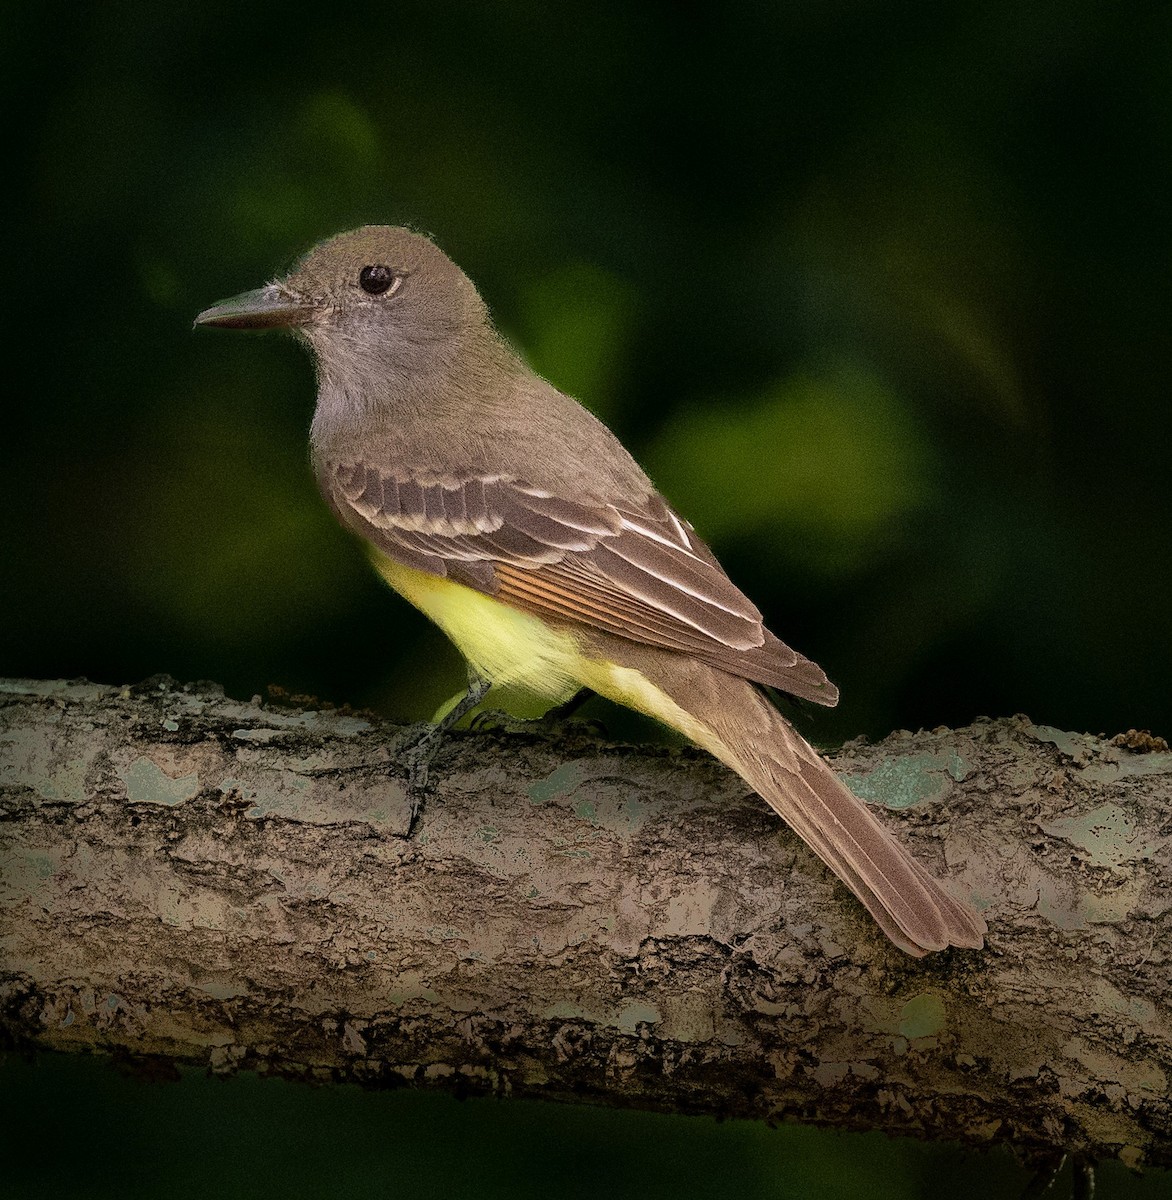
1 677 1170 1169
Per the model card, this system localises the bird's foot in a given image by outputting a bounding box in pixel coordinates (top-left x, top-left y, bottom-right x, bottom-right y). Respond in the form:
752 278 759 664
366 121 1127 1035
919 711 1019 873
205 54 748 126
398 669 492 836
394 722 446 835
470 690 607 739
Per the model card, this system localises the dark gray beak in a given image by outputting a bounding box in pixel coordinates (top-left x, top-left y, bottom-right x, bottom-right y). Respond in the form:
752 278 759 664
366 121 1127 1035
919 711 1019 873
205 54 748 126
194 284 313 330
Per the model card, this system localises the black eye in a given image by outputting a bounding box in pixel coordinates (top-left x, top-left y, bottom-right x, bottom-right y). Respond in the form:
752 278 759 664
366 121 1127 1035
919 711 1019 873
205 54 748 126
359 264 397 295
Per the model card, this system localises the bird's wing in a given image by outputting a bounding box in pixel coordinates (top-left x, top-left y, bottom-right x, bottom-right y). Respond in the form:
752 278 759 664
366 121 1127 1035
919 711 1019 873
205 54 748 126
325 461 838 704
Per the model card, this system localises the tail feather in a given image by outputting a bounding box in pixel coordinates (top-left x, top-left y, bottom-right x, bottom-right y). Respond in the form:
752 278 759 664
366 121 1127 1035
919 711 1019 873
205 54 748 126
708 695 986 955
760 728 985 954
591 643 987 956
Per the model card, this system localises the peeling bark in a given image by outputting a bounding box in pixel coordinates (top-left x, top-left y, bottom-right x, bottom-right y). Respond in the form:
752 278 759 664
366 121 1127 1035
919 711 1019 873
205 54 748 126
1 676 1170 1168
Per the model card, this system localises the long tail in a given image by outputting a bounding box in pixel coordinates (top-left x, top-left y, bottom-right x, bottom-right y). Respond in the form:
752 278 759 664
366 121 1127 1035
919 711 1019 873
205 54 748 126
591 647 987 956
725 713 985 956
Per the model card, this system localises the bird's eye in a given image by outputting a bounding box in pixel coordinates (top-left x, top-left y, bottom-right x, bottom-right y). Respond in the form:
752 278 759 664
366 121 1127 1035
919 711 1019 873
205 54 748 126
358 264 398 295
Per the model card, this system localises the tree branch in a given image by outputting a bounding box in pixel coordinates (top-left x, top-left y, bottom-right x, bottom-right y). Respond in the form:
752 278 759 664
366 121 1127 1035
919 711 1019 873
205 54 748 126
1 677 1170 1168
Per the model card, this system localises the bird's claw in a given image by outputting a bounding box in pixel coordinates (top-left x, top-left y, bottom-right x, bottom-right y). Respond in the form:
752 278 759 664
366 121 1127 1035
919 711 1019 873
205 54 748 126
397 722 445 836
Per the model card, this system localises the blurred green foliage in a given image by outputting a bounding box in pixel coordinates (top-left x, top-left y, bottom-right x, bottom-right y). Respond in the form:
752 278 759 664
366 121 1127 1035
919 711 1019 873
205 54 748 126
4 1 1172 1195
5 0 1171 744
647 364 935 571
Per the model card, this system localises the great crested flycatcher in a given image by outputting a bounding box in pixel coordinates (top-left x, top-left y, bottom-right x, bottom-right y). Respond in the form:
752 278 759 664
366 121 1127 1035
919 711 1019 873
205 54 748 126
196 225 985 957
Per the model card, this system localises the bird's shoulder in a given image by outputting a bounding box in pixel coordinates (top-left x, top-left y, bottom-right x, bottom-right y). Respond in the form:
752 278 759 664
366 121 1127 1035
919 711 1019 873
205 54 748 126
316 370 652 504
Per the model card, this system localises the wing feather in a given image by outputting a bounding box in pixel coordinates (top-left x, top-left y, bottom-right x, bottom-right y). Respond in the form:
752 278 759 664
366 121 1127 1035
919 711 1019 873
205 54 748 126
323 460 838 704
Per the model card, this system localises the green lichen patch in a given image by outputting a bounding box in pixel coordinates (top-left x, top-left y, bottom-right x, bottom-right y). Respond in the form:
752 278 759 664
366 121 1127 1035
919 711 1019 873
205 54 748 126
120 756 200 806
841 751 968 810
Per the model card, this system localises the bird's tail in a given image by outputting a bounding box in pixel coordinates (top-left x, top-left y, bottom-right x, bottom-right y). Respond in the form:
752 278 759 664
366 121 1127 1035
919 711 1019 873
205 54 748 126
592 648 987 956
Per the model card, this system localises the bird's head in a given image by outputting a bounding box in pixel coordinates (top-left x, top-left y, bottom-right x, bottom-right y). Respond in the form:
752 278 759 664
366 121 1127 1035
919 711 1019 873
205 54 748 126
195 225 489 361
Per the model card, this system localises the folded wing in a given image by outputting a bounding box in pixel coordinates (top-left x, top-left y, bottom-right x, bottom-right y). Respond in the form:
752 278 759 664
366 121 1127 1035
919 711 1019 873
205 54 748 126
326 461 838 704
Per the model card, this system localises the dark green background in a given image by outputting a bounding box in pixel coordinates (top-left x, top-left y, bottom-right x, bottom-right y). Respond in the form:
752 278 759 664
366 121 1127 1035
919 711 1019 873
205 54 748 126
3 1 1170 1196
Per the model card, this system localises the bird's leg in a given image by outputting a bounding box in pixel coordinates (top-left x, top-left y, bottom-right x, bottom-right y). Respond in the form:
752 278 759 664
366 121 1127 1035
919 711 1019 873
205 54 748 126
542 687 593 723
540 688 608 736
469 687 606 737
399 666 491 834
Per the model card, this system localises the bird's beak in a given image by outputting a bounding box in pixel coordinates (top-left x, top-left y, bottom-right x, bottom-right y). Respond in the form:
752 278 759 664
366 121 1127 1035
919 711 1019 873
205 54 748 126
194 284 314 331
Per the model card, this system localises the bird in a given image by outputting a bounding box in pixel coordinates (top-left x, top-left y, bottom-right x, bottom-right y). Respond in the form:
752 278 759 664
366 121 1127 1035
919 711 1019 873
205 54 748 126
196 225 986 957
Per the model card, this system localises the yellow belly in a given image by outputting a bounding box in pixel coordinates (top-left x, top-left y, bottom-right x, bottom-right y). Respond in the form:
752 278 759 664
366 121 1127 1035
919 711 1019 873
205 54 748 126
371 552 585 702
369 551 715 748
